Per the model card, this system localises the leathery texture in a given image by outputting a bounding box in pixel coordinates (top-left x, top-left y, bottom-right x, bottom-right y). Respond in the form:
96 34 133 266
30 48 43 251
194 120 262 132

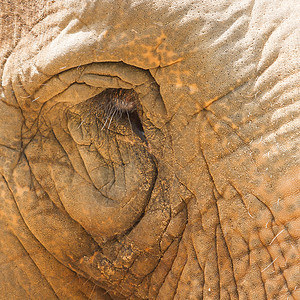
0 0 299 299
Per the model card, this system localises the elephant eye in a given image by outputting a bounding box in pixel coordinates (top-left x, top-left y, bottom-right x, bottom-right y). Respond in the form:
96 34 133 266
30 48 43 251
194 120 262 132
103 88 137 114
85 88 146 141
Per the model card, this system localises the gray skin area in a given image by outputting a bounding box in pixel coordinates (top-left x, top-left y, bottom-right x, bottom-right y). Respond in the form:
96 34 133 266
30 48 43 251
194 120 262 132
0 0 299 299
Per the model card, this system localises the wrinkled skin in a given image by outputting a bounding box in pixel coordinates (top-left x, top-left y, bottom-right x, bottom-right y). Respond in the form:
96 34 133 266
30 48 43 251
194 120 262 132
0 0 299 299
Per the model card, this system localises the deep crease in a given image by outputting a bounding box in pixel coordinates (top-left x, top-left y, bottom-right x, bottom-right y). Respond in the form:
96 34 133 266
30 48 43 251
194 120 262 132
256 221 296 298
198 137 240 299
214 224 221 298
214 192 240 299
1 174 60 299
256 233 289 299
203 78 254 109
172 246 188 300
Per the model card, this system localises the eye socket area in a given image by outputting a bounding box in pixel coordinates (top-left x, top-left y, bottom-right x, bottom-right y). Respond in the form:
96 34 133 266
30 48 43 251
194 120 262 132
101 88 146 142
78 88 146 142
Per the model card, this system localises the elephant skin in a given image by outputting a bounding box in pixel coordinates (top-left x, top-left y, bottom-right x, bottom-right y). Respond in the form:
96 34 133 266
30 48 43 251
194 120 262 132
0 0 299 299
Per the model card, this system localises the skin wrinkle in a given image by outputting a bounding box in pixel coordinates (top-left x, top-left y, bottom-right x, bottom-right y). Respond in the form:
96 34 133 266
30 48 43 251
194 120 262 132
13 152 105 275
122 257 152 296
229 185 297 295
21 65 52 95
115 139 127 195
1 175 73 299
65 152 152 237
53 120 94 184
203 104 255 148
168 244 188 300
256 227 293 299
251 193 280 227
273 244 297 297
255 19 295 79
189 203 219 297
243 94 299 137
149 241 179 298
14 235 60 300
214 191 238 298
214 199 240 298
254 26 280 76
12 76 47 136
128 253 159 297
25 149 76 234
214 224 221 298
256 262 268 300
203 98 297 226
223 230 251 266
271 267 291 299
227 182 255 219
174 239 204 299
201 111 246 161
198 123 285 299
51 128 93 185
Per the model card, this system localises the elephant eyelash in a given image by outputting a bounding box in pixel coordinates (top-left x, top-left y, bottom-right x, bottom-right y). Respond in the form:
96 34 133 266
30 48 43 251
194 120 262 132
101 88 137 130
89 88 146 141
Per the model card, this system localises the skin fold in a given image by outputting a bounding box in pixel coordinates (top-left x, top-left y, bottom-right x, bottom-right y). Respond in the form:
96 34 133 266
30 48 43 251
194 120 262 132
0 0 299 299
